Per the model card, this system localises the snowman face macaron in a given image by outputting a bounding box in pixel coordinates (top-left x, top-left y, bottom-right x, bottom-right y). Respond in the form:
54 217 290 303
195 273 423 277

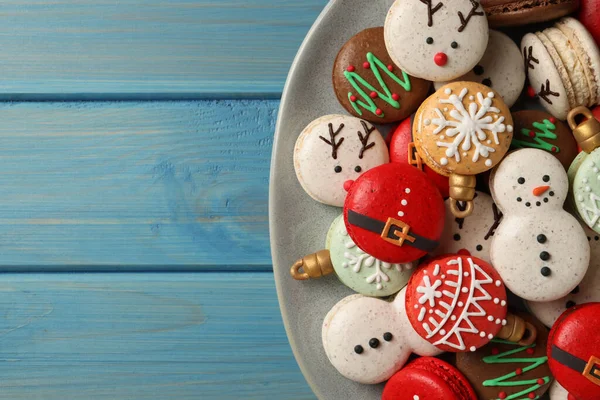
385 0 489 82
490 149 590 301
294 115 389 207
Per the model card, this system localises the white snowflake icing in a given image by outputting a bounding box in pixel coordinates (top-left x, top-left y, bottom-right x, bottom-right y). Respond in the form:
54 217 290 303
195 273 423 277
579 192 600 228
417 275 443 307
342 235 411 290
431 88 508 166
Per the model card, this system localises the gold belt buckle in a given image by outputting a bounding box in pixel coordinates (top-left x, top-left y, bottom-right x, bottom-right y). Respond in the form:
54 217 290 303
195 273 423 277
583 355 600 386
381 218 416 247
408 143 423 170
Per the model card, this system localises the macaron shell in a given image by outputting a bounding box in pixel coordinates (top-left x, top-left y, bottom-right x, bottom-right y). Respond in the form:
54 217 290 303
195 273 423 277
579 0 600 49
522 33 571 120
547 303 600 400
383 357 477 400
434 30 525 107
481 0 580 27
327 214 413 297
572 151 600 233
548 380 570 400
538 30 577 108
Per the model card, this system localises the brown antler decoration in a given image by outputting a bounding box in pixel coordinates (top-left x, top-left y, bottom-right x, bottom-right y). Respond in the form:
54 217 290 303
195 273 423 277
538 79 560 105
420 0 444 27
458 0 484 33
357 121 376 159
484 203 503 240
319 123 345 159
523 46 539 71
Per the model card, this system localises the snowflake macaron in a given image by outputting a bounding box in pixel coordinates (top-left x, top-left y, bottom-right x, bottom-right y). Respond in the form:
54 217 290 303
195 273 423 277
384 0 489 82
405 255 509 353
413 82 513 217
344 162 445 264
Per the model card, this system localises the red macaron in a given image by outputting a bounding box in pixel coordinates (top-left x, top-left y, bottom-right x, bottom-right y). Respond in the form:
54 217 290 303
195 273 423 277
579 0 600 47
343 162 445 264
547 302 600 400
382 357 477 400
389 117 450 198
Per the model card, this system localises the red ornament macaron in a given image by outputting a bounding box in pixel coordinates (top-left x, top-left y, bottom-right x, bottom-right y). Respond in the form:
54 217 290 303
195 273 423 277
547 302 600 400
579 0 600 47
382 357 477 400
405 255 508 353
343 162 445 264
389 118 450 199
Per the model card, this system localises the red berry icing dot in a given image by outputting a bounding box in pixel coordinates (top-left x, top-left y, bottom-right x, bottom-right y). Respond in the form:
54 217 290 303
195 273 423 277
387 64 394 71
491 348 500 355
528 393 536 399
528 130 536 138
350 95 357 102
347 65 355 72
516 368 523 375
550 117 557 124
551 146 557 153
392 93 400 101
370 91 378 99
527 348 535 355
375 109 383 116
537 378 545 385
527 86 537 98
498 392 507 399
363 62 370 69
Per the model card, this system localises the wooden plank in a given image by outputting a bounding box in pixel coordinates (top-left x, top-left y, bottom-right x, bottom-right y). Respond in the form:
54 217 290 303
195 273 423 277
0 100 275 270
0 0 327 99
0 272 315 400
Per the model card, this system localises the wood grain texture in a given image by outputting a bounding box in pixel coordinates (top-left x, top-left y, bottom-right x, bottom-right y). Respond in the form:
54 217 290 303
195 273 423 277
0 0 327 99
0 100 276 270
0 272 315 400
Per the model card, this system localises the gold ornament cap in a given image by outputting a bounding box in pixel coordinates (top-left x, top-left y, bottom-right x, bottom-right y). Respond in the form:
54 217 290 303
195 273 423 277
448 174 476 218
496 313 537 346
290 250 334 280
567 106 600 154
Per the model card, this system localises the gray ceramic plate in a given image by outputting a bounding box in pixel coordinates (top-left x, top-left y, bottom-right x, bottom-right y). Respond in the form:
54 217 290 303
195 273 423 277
269 1 396 399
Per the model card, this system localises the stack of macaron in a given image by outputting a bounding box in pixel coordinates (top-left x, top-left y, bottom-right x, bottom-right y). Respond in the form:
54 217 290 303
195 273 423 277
289 0 600 398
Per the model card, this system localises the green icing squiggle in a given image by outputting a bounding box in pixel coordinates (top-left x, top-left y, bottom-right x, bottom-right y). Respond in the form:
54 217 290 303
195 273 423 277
512 119 559 154
344 52 411 118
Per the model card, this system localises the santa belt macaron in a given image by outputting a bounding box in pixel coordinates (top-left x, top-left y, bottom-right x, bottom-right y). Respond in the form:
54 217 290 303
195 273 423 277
551 345 600 386
347 210 439 251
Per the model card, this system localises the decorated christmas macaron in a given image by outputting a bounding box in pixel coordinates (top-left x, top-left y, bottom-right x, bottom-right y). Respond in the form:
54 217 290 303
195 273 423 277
511 110 578 170
522 18 600 120
294 114 389 207
579 0 600 46
343 162 445 264
547 303 600 400
432 191 502 264
405 255 518 353
413 81 514 217
434 30 525 108
382 357 477 400
481 0 580 27
385 0 489 82
332 27 431 123
527 223 600 327
456 312 553 400
322 288 441 384
490 148 590 302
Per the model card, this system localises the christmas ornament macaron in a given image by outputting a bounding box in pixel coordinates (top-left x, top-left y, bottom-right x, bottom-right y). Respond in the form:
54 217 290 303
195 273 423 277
413 81 514 217
434 30 525 108
511 110 578 170
384 0 489 82
343 162 445 264
389 117 450 198
332 27 431 124
405 255 534 353
456 312 553 400
382 357 477 400
294 114 389 207
547 303 600 400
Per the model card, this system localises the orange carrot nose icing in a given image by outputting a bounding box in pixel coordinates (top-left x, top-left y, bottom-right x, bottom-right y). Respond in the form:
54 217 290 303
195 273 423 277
533 186 550 196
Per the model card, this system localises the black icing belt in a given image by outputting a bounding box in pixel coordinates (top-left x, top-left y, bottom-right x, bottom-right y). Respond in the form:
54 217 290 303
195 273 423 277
551 345 600 386
347 210 439 252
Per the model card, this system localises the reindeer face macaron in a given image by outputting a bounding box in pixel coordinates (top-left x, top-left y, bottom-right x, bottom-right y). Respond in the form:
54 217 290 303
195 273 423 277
490 149 590 301
294 115 389 207
385 0 489 82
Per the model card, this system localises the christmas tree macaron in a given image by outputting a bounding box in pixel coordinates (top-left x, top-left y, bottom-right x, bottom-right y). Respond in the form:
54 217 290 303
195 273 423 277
413 81 514 217
511 110 578 170
456 312 553 400
332 27 431 123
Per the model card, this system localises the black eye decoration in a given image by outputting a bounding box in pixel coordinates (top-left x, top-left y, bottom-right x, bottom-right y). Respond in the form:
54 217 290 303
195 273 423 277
453 234 461 241
369 338 380 349
518 177 525 184
482 78 492 87
426 37 434 44
537 234 547 244
566 300 576 309
355 166 362 173
354 345 364 354
451 41 458 49
476 244 483 251
334 166 342 173
383 332 393 342
517 197 522 202
474 65 484 76
543 175 550 182
540 267 551 277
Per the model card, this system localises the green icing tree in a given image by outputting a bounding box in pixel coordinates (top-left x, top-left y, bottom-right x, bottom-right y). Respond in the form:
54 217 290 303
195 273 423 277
344 52 411 119
511 119 559 153
482 339 551 400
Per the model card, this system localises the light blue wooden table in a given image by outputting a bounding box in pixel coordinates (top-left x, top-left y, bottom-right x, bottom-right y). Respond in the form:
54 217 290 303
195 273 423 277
0 1 327 398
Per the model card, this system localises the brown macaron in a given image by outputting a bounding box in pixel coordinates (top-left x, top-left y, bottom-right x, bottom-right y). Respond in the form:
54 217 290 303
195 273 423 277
332 27 431 124
481 0 580 27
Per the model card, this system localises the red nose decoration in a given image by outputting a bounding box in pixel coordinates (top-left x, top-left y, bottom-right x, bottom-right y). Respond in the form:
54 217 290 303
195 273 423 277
434 52 448 66
343 180 354 191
